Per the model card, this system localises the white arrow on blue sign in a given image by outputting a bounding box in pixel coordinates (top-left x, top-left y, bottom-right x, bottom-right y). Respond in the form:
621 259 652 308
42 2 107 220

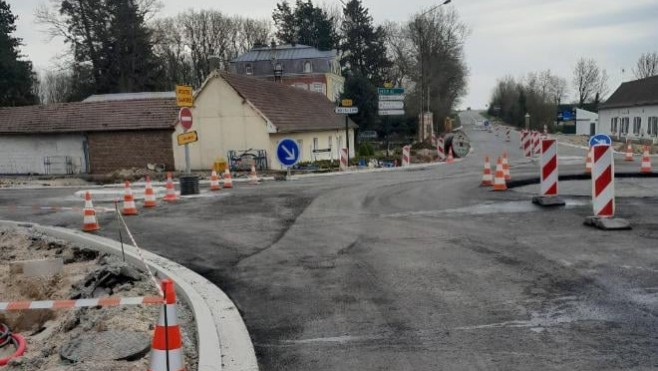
276 138 301 167
589 134 612 147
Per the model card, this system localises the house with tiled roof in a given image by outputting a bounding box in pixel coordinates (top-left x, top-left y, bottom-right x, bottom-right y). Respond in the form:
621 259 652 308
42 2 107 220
599 75 658 142
0 95 177 174
229 43 344 102
172 71 356 171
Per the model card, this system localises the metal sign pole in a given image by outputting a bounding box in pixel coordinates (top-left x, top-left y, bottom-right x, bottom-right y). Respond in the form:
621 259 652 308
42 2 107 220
345 115 349 165
184 142 191 174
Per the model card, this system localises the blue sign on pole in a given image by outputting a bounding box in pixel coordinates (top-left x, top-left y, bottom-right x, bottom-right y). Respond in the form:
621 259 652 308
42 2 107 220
589 134 612 147
276 138 301 167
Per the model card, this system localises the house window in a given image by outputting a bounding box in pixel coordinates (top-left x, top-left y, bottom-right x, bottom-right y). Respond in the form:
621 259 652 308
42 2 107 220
313 137 318 150
649 117 658 137
293 83 308 90
245 64 253 75
297 139 303 159
311 83 324 93
610 117 618 133
633 117 642 135
303 61 312 73
621 117 630 135
328 136 333 150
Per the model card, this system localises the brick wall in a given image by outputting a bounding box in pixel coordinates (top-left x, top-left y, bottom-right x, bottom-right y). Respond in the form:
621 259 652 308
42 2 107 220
87 130 174 173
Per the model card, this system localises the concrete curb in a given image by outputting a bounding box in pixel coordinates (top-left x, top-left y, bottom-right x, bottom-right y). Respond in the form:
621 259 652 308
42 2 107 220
0 220 258 371
507 171 658 189
286 159 461 180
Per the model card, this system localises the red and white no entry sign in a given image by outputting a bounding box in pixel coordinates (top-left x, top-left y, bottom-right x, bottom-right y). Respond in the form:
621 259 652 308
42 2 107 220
179 107 193 131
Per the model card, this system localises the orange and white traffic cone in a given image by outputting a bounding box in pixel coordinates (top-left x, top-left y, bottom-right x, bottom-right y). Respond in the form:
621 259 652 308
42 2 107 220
585 149 593 174
144 176 157 208
625 142 634 161
163 172 178 202
492 157 507 191
481 156 493 186
249 165 259 185
447 148 454 164
223 169 233 189
122 181 138 216
502 152 511 181
641 146 652 173
82 191 100 232
210 170 221 191
148 279 185 371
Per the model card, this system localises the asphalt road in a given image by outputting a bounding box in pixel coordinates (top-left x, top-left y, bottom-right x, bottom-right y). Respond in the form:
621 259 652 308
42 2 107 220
2 111 658 370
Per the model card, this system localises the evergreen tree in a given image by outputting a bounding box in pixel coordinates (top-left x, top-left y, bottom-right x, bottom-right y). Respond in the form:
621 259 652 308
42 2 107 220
341 0 391 86
341 72 379 131
0 0 37 106
273 0 338 50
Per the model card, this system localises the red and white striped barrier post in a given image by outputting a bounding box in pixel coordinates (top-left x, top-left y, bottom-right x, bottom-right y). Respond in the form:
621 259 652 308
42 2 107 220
532 138 565 206
431 132 437 146
533 131 541 156
520 130 526 150
402 145 411 167
339 148 349 171
437 137 445 161
523 131 532 157
585 144 631 230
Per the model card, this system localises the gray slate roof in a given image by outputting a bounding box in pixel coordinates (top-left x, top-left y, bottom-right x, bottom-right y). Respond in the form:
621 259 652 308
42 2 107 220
600 75 658 109
232 44 337 63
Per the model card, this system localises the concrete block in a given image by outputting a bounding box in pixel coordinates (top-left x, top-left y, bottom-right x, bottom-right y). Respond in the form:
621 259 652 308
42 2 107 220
532 196 566 207
584 216 632 231
10 258 63 277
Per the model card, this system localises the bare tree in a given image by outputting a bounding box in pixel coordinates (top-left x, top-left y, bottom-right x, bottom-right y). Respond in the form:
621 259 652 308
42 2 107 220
35 69 75 104
572 58 608 106
633 52 658 79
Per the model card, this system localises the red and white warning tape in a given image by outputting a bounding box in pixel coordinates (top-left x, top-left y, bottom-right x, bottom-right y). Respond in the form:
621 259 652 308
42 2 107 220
0 296 163 311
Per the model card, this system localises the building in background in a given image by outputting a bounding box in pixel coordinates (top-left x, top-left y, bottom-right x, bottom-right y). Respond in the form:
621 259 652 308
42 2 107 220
230 43 344 102
0 94 177 175
599 75 658 142
172 71 356 171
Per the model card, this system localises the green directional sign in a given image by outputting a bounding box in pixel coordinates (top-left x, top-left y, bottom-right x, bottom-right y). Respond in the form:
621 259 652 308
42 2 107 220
378 88 405 95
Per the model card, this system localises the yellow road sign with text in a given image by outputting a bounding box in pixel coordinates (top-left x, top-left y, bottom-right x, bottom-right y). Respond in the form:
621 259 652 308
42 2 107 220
175 85 194 107
177 131 198 146
341 99 353 107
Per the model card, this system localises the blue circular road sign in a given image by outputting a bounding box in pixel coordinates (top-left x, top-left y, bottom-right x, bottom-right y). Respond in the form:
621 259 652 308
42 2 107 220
589 134 612 147
276 138 301 167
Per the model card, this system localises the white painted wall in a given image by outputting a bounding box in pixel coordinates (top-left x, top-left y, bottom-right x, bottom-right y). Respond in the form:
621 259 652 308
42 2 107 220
270 129 355 169
599 105 658 140
173 77 273 171
0 134 86 174
576 109 598 136
173 75 356 170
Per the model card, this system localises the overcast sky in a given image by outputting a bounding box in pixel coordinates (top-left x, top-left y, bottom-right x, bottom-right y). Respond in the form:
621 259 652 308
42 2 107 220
9 0 658 108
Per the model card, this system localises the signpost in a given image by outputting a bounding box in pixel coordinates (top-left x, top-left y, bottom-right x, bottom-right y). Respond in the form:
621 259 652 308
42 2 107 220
378 87 405 117
175 85 194 107
178 107 194 174
177 131 198 146
589 134 612 147
276 138 301 178
335 103 358 166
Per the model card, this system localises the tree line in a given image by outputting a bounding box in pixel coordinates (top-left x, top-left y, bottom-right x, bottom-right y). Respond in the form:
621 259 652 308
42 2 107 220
488 53 658 131
1 0 471 139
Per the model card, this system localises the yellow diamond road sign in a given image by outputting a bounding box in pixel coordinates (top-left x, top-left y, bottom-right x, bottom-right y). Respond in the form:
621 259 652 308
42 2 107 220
175 85 194 107
177 131 198 146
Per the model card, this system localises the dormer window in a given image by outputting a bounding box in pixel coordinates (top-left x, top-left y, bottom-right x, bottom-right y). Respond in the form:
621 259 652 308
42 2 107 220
245 64 253 75
303 61 312 73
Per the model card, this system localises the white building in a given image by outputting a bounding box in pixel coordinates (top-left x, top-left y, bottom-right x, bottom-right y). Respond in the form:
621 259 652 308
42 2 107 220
575 108 599 136
599 75 658 143
172 71 357 171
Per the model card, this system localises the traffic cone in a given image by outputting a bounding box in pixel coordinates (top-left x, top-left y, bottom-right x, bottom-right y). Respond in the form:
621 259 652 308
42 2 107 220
481 156 493 186
223 168 233 189
502 152 511 181
82 192 100 232
148 279 185 371
210 170 221 191
641 146 652 173
492 157 507 191
144 176 157 208
447 148 454 163
249 165 259 185
163 172 178 202
122 181 138 216
585 149 593 174
625 142 634 161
